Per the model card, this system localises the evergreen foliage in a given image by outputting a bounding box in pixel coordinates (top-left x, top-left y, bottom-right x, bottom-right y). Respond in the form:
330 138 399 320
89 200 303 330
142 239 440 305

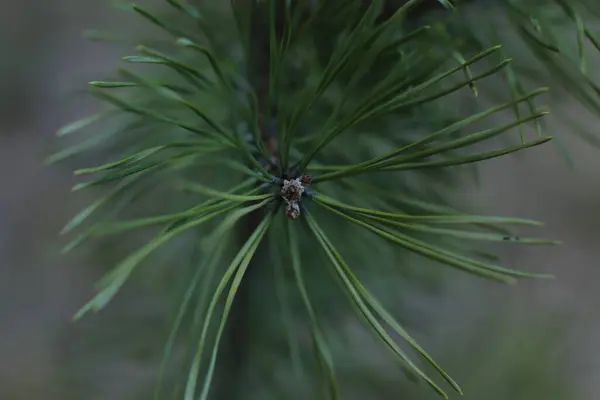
51 0 598 398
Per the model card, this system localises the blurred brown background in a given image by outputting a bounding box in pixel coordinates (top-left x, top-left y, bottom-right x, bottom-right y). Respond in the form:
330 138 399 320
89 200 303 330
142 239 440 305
1 1 599 399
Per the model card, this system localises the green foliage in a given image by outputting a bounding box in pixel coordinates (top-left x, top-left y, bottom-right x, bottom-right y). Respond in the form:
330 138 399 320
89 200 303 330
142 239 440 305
51 0 600 398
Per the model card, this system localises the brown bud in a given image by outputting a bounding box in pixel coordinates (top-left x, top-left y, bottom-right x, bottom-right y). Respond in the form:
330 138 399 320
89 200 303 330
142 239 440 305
300 175 312 185
281 178 304 203
286 202 301 220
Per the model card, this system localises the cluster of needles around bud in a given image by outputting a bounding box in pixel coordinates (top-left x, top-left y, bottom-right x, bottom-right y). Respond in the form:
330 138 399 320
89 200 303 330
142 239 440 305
256 170 314 220
246 119 315 220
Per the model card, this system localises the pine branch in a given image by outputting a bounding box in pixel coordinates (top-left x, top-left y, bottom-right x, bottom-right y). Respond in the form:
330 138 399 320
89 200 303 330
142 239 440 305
49 0 600 398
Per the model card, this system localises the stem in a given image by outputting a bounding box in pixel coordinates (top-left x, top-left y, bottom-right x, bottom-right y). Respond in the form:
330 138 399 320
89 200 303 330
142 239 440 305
214 1 278 398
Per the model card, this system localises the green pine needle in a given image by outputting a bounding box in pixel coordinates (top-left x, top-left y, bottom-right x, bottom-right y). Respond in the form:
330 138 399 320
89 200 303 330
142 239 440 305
305 212 454 399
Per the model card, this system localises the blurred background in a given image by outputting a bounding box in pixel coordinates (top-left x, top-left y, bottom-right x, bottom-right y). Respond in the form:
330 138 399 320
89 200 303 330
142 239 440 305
1 0 599 399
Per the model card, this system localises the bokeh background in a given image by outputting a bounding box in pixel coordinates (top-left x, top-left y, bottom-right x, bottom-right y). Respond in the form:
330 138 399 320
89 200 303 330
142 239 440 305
1 1 599 399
